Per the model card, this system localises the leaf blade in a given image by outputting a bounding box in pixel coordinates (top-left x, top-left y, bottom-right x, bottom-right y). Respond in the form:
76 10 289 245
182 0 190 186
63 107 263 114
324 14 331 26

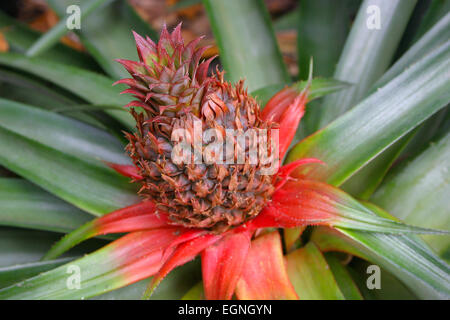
0 178 92 233
26 0 110 58
48 0 158 79
0 98 129 165
203 0 289 92
371 131 450 257
316 0 418 129
286 242 345 300
0 126 138 216
0 53 134 128
287 41 450 186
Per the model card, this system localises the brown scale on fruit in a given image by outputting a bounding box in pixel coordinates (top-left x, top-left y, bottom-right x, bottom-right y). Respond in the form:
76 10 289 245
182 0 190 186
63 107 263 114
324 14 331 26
117 25 278 232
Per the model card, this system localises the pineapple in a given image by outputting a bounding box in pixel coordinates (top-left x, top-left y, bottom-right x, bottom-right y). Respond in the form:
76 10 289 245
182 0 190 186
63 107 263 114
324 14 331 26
118 27 276 231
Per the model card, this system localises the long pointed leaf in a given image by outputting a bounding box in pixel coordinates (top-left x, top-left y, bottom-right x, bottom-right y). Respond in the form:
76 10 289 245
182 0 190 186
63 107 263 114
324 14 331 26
297 0 360 79
341 12 450 198
312 210 450 299
0 53 134 127
371 131 450 257
286 242 345 300
203 0 289 91
413 0 450 41
338 228 450 299
0 228 105 268
0 98 129 165
378 11 450 88
0 69 104 128
287 40 450 186
0 126 138 216
316 0 417 129
297 0 361 137
324 253 363 300
0 178 92 233
48 0 157 79
0 257 75 289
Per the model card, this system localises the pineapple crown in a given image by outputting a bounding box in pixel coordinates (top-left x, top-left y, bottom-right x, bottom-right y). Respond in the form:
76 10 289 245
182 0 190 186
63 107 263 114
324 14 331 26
115 23 216 117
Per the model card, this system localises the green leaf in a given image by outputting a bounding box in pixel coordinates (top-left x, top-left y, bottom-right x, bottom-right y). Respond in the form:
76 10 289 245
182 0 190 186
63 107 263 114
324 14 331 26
48 0 157 79
378 11 450 88
0 69 106 128
341 12 450 198
324 253 363 300
400 105 449 158
26 0 110 57
331 201 450 299
0 11 97 70
390 0 431 61
371 131 450 258
286 242 345 300
0 53 134 128
316 0 417 130
252 77 351 108
297 0 360 79
341 133 414 199
181 281 204 300
0 126 138 216
296 0 360 138
51 104 124 113
0 227 105 268
347 259 416 300
0 98 129 165
0 69 77 106
312 196 450 300
413 0 450 42
203 0 289 91
312 222 450 299
339 229 450 299
0 178 92 233
0 257 75 289
283 227 305 252
287 41 450 187
311 226 371 261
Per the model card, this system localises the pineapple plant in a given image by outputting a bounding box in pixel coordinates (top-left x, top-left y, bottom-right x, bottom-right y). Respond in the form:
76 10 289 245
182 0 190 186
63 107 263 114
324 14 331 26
0 0 449 300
